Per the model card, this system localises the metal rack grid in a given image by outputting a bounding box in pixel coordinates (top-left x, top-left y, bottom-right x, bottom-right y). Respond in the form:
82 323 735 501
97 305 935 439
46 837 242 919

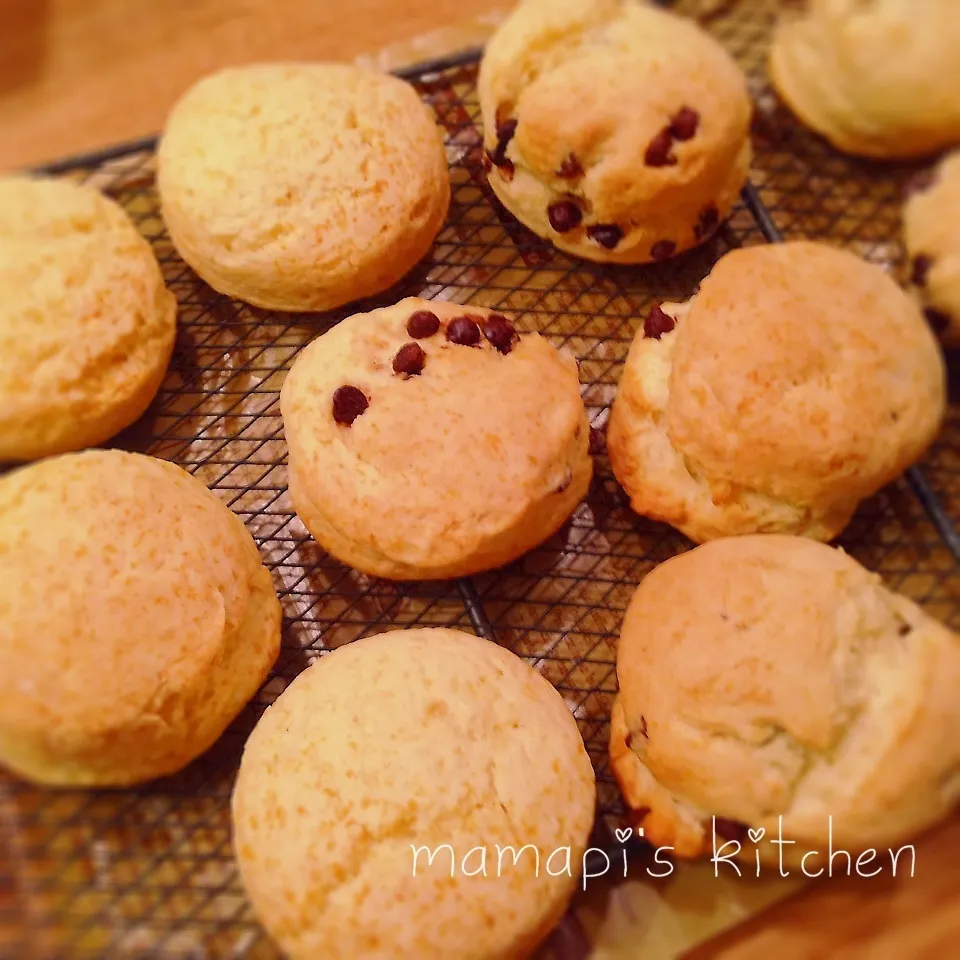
3 0 960 957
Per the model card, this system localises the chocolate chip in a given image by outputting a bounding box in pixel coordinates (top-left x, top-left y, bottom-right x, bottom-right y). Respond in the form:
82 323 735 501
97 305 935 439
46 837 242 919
481 314 518 354
588 427 605 455
557 153 583 179
332 385 368 425
644 304 676 339
587 224 623 249
624 732 633 750
640 716 649 740
903 168 936 198
669 106 700 141
492 118 518 166
650 239 676 261
498 158 515 181
406 310 441 339
547 200 582 233
554 466 573 494
911 254 933 287
925 307 952 332
446 316 482 346
694 204 720 241
393 342 425 376
713 818 747 843
897 620 912 637
645 129 677 167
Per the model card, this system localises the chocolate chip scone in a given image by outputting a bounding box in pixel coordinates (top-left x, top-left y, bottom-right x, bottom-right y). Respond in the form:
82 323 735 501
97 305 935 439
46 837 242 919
903 150 960 346
280 297 592 579
770 0 960 159
610 535 960 864
477 0 752 265
607 242 945 543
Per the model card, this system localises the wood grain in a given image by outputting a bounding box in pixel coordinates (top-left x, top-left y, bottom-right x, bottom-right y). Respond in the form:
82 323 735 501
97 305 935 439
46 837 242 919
0 0 501 170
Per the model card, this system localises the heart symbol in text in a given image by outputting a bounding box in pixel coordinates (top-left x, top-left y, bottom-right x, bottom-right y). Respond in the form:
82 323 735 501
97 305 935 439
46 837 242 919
614 827 633 843
747 827 766 844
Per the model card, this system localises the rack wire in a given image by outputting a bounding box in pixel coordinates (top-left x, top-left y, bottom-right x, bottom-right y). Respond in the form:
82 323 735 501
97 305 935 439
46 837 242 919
4 0 960 957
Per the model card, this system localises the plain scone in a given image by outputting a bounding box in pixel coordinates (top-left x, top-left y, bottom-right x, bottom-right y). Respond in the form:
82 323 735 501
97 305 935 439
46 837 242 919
157 63 450 311
232 628 596 960
903 149 960 345
478 0 751 263
607 242 946 543
610 535 960 862
0 450 281 787
0 176 177 462
280 297 592 579
770 0 960 159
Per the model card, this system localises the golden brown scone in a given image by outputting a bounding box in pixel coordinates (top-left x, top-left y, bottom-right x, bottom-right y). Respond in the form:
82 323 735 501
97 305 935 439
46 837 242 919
770 0 960 159
280 297 592 579
157 63 449 312
477 0 751 264
610 535 960 863
0 176 176 462
607 242 945 543
0 450 281 787
903 149 960 345
232 628 596 960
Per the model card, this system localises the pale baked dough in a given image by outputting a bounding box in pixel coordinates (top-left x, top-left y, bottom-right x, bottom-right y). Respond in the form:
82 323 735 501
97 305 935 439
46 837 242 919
607 242 945 543
478 0 752 263
0 176 176 462
610 535 960 862
280 297 592 579
0 450 281 787
770 0 960 159
157 63 449 312
232 628 596 960
903 149 960 346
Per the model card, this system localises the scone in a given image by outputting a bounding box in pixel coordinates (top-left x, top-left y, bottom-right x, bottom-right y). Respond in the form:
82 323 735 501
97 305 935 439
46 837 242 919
0 176 176 462
477 0 751 264
280 297 592 579
157 63 449 312
770 0 960 159
232 628 596 960
610 535 960 862
0 450 281 787
903 149 960 345
607 242 945 543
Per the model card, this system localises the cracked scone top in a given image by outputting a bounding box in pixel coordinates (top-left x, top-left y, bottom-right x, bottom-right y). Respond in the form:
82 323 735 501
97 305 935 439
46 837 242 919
477 0 751 264
0 450 281 787
232 628 596 960
610 535 960 861
770 0 960 159
607 242 946 543
280 297 592 579
903 150 960 346
0 176 176 462
157 63 449 311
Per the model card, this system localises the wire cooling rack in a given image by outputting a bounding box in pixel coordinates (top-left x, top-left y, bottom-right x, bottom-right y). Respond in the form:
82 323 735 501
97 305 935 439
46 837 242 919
4 0 960 957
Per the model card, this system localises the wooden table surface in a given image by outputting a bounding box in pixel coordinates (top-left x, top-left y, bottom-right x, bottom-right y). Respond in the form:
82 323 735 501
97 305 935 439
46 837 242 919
3 1 958 957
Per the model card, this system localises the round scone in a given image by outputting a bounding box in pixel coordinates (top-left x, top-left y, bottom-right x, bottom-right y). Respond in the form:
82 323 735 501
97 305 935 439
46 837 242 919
0 450 281 787
157 63 449 311
477 0 751 264
903 150 960 346
770 0 960 159
232 628 596 960
280 297 592 579
607 242 946 543
610 535 960 863
0 176 176 462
